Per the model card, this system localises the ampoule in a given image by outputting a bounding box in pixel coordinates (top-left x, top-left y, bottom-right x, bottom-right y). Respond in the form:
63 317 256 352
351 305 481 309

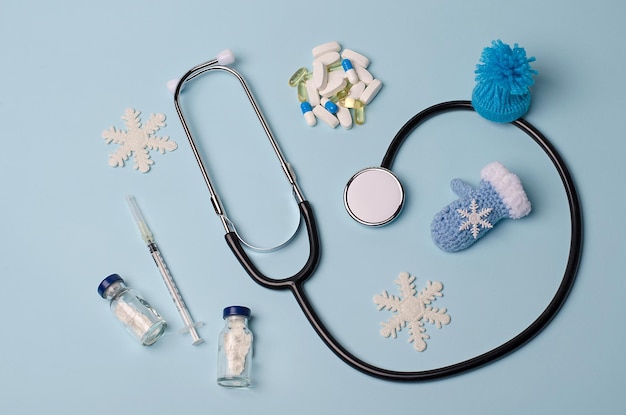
217 306 253 388
98 274 167 346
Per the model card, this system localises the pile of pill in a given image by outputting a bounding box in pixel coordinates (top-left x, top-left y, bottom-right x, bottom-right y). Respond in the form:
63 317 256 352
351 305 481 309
288 41 383 129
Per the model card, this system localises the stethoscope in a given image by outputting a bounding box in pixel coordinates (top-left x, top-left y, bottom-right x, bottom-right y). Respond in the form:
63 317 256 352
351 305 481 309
173 50 583 382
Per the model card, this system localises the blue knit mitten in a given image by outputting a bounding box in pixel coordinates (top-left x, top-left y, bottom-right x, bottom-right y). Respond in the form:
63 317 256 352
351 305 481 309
431 162 531 252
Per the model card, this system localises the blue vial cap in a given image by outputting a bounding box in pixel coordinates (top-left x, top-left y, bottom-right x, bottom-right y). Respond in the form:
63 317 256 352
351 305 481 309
300 101 312 114
341 58 353 71
98 273 123 298
223 305 251 319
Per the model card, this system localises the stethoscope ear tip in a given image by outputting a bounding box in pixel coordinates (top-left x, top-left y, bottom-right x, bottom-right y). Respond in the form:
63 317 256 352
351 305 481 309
166 78 180 94
167 49 234 95
216 49 235 66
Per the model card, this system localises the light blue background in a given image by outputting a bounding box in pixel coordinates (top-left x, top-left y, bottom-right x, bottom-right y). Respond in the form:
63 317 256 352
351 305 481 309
1 1 623 413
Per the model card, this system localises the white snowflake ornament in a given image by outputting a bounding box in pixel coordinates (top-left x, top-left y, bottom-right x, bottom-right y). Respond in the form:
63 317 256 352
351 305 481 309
103 108 177 173
374 272 450 352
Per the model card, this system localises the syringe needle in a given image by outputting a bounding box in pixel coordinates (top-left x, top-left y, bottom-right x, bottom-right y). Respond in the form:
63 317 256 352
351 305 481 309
126 194 154 244
126 195 204 346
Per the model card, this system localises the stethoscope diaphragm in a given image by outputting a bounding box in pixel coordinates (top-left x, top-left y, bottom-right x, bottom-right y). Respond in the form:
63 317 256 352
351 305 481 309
344 167 404 226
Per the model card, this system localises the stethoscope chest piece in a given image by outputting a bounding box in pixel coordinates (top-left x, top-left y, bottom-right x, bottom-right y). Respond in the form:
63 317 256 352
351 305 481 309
344 167 404 226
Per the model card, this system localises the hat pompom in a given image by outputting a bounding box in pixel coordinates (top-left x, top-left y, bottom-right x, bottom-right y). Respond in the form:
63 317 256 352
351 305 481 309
472 40 537 123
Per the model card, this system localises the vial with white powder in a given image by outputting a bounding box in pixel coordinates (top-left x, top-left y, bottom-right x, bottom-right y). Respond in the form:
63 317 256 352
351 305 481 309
98 274 167 346
217 306 253 388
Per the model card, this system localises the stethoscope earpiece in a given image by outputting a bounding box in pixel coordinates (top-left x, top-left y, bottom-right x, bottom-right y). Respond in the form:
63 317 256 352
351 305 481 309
166 49 236 95
215 49 235 66
344 167 404 226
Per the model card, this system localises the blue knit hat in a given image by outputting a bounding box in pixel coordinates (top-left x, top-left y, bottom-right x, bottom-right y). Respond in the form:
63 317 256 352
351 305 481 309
472 40 537 123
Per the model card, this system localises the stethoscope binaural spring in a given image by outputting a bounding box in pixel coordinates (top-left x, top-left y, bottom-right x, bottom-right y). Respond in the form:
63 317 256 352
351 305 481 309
173 51 583 382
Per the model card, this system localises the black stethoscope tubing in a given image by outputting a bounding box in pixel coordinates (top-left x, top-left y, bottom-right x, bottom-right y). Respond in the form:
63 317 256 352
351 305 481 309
370 100 583 380
287 100 582 382
175 54 583 382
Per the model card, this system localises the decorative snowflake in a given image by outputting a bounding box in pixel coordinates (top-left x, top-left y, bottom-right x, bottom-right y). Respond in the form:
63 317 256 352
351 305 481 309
102 108 177 173
374 272 450 352
457 199 493 238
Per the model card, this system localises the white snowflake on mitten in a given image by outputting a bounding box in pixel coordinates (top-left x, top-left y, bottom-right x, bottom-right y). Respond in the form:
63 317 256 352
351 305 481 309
457 199 493 238
374 272 450 351
102 108 177 173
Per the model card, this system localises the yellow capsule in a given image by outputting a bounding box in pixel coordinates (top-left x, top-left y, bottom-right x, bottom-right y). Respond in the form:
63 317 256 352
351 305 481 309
327 88 347 103
328 61 343 72
355 106 365 125
338 97 364 109
297 81 308 102
288 67 310 87
335 86 349 100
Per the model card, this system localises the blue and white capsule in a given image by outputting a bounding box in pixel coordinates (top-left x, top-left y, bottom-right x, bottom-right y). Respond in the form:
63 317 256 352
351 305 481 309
300 102 317 126
341 59 359 84
321 97 338 114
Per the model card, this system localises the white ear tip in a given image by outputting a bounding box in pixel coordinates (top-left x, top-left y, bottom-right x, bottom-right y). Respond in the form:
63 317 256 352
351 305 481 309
166 78 181 94
216 49 235 65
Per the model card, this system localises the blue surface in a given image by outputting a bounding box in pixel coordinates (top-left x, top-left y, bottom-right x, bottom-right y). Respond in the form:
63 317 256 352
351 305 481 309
1 0 624 413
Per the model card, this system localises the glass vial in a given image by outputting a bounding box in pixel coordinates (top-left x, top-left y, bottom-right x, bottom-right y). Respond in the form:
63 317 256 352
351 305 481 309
217 306 253 388
97 274 167 346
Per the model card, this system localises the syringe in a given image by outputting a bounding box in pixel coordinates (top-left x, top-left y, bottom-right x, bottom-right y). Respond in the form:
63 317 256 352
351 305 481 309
126 195 204 346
